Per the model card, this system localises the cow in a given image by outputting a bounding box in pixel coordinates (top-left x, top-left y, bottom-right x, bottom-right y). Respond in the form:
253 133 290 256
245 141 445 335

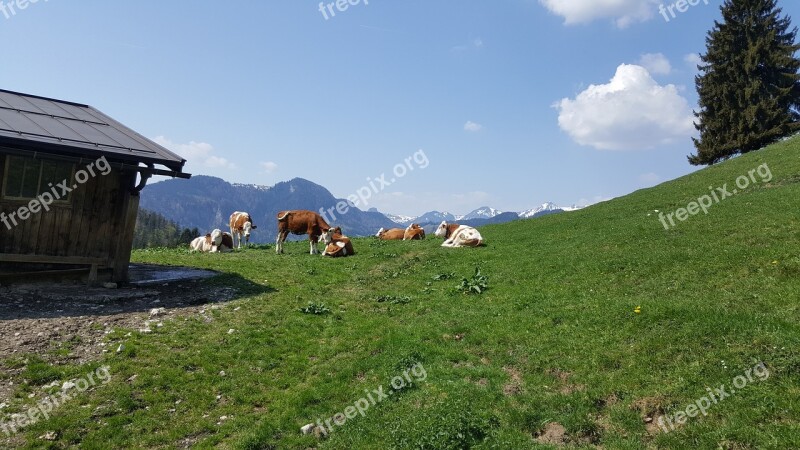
403 223 426 241
276 210 337 254
229 211 258 249
190 229 224 252
434 221 484 248
320 228 355 257
218 232 235 252
375 227 406 240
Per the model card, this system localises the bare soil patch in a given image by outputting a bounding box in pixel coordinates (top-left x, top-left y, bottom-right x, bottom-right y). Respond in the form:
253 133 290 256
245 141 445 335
0 273 239 405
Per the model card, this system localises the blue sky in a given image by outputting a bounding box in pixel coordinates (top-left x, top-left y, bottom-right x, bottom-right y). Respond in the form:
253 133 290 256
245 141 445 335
2 0 799 216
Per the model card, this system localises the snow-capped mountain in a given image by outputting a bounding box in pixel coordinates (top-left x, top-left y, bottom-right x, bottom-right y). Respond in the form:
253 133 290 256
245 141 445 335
385 213 416 224
413 211 463 224
462 206 504 220
518 202 581 219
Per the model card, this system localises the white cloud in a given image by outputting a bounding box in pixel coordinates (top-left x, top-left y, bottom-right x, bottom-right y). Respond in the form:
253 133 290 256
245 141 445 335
638 53 672 75
638 172 662 185
684 53 702 72
205 156 235 169
260 161 279 173
539 0 659 28
464 121 484 132
451 37 484 52
153 136 236 170
554 64 696 150
574 195 615 207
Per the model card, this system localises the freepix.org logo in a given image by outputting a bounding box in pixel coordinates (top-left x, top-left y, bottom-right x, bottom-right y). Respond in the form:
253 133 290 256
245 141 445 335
0 0 49 20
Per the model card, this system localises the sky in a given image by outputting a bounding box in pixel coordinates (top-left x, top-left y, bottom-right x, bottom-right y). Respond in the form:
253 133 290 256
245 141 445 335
2 0 799 217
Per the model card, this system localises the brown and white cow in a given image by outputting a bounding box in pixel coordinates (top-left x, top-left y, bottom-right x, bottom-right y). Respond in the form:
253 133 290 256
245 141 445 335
218 232 235 252
229 211 257 249
276 210 337 254
434 221 484 248
403 223 426 241
320 228 355 257
190 229 224 252
375 227 406 240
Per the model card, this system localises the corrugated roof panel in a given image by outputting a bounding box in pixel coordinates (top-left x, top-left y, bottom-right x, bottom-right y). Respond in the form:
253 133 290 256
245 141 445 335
61 119 126 148
0 89 187 172
24 96 82 120
0 109 50 136
26 114 90 142
0 91 47 114
55 102 104 123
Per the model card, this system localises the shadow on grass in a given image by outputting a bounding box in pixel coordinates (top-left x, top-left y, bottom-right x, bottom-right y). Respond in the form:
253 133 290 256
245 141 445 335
0 269 274 321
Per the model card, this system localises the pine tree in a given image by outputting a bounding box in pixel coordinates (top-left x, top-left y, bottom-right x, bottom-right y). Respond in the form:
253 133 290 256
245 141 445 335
690 0 800 165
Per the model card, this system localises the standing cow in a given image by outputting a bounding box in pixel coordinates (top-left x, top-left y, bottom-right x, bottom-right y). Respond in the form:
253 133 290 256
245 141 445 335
276 210 336 254
229 212 258 249
434 221 484 248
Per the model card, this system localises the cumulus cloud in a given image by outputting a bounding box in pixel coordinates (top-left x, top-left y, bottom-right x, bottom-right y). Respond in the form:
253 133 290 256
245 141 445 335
464 121 484 132
554 64 696 150
539 0 659 28
153 136 236 170
638 172 662 185
684 53 703 71
452 37 484 52
638 53 672 75
260 161 278 173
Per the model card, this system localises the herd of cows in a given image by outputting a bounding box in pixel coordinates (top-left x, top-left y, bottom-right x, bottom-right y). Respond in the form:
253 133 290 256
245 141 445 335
189 210 485 257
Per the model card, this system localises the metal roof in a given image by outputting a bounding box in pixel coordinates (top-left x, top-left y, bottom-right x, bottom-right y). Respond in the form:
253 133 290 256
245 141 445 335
0 89 187 173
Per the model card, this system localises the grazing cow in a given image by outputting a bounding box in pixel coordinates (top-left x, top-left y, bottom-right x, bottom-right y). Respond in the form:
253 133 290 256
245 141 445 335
375 227 406 240
320 228 355 257
276 210 335 254
434 221 484 248
403 223 426 241
190 229 224 252
229 211 258 249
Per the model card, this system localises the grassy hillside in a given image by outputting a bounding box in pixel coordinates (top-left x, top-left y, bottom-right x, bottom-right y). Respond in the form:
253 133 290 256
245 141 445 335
5 138 800 449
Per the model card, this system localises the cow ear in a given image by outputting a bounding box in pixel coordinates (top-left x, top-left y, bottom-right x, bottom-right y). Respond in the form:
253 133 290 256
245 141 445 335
251 225 258 229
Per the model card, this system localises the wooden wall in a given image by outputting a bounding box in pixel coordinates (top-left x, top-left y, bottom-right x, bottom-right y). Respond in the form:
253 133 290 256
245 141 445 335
0 152 140 281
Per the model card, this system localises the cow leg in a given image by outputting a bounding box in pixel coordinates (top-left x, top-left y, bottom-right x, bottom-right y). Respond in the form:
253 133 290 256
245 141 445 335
276 231 286 254
309 237 318 255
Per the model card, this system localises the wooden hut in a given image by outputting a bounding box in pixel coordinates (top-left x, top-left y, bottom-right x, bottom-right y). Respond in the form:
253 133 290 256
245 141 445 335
0 89 190 282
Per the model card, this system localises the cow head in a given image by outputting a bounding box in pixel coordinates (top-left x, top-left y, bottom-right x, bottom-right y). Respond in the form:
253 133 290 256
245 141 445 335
375 228 386 237
210 229 224 246
242 221 254 243
320 228 336 245
434 221 449 238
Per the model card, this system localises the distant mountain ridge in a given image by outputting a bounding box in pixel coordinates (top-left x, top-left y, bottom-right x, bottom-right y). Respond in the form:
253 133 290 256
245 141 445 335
140 176 396 243
139 176 580 243
385 203 582 227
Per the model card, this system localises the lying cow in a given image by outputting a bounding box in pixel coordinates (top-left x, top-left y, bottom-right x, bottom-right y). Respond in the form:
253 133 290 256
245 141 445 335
403 223 426 240
434 221 484 248
190 229 224 252
320 228 355 257
218 232 235 252
229 211 257 249
375 227 406 240
276 210 339 254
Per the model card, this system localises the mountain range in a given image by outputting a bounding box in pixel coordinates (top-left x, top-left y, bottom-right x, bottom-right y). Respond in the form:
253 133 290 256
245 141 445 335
139 176 579 243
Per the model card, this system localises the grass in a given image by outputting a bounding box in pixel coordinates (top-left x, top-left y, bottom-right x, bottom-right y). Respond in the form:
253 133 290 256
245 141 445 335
3 137 800 448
